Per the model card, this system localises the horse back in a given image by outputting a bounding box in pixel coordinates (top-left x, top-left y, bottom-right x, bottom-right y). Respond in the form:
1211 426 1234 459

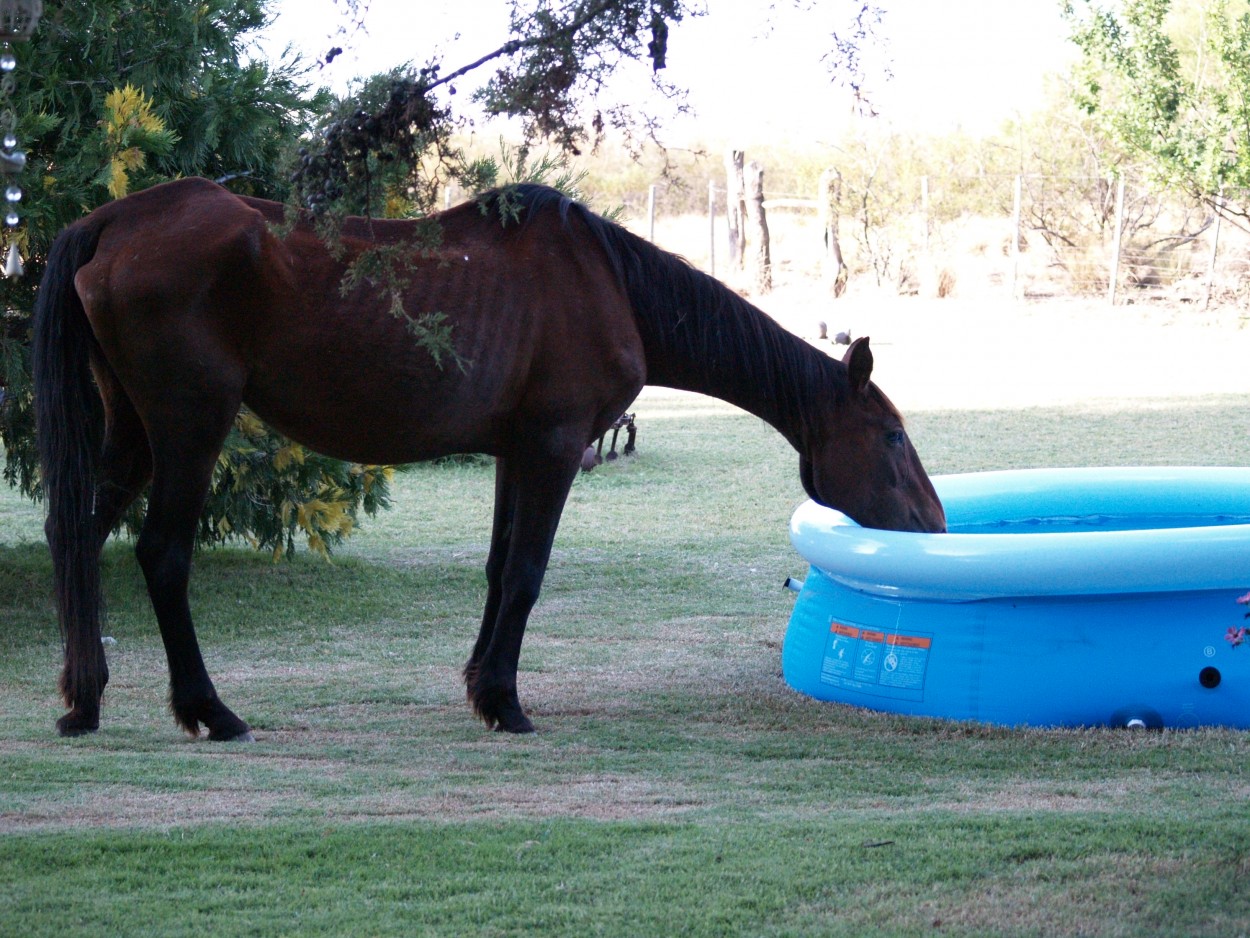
74 177 274 332
67 178 647 465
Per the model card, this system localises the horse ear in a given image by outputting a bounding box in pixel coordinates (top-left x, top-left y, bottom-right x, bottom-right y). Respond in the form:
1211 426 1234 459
843 336 873 393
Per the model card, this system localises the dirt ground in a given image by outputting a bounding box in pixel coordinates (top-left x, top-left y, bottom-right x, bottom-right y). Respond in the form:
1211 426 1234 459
643 209 1249 414
742 285 1250 413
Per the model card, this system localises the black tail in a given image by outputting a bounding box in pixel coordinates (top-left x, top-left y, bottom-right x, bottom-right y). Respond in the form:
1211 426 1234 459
32 220 107 724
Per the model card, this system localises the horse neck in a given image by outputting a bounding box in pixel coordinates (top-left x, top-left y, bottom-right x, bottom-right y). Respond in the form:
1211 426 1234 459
632 270 839 451
528 190 842 451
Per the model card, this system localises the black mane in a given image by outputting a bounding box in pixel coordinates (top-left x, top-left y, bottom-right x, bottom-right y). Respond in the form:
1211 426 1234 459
492 184 847 446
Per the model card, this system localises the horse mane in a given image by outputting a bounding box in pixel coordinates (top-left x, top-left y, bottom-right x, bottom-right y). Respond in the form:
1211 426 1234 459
479 184 849 444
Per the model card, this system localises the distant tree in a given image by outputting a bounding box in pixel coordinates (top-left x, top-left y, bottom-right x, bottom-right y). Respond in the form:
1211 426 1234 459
289 0 889 218
288 0 701 224
1065 0 1250 224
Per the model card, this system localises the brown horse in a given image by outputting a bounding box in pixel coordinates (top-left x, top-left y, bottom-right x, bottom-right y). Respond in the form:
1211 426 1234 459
33 177 945 740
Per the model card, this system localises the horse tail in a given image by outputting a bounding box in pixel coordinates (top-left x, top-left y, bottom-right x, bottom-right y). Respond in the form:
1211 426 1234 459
32 219 108 715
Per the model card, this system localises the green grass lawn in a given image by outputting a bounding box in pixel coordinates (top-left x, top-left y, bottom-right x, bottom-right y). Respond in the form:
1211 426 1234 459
3 390 1249 936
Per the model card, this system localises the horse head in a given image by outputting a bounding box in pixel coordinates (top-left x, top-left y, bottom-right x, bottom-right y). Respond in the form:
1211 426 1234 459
800 337 946 533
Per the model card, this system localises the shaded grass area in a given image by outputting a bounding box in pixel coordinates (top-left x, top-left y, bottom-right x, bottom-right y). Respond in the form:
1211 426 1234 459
4 815 1248 937
3 391 1250 936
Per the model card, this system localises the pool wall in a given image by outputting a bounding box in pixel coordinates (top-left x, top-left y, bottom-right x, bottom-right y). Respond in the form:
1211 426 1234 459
782 467 1250 729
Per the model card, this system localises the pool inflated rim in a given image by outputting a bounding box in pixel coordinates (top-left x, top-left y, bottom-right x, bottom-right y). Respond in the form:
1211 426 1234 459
790 466 1250 602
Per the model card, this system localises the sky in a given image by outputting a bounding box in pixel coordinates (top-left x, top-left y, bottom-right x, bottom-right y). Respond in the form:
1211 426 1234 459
257 0 1075 144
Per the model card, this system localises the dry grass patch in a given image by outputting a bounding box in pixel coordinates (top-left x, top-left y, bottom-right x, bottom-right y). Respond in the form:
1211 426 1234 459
357 774 701 821
3 315 1250 935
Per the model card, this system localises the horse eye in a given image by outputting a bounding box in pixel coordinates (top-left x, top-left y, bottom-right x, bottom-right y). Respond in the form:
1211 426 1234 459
886 429 905 448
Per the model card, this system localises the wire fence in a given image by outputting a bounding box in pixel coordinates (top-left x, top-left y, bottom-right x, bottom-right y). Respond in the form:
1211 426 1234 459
631 175 1250 308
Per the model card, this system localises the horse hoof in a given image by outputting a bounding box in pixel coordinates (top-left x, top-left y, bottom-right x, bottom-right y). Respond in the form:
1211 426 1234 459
494 714 535 734
468 680 535 733
56 722 98 737
56 710 100 737
206 723 255 742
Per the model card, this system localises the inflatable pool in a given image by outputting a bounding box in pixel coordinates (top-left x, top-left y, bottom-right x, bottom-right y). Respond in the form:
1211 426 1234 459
782 467 1250 729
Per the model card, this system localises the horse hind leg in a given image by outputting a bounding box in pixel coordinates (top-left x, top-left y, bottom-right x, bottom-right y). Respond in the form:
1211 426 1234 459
91 359 153 545
54 364 152 736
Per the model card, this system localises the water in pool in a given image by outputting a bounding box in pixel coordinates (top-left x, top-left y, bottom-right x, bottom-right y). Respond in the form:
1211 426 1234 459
783 467 1250 729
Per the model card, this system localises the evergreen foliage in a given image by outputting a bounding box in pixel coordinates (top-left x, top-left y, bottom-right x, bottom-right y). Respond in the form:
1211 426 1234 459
288 0 703 222
0 0 391 557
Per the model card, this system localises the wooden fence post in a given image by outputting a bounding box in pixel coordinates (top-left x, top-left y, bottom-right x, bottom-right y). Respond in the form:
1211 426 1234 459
1107 175 1126 306
707 179 717 278
818 168 848 298
744 160 772 293
1204 191 1223 310
922 175 931 256
919 175 936 297
724 149 746 273
647 184 657 242
1010 175 1023 300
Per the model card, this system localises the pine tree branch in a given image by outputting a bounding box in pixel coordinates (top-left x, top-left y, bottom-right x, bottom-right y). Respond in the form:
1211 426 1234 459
425 0 626 92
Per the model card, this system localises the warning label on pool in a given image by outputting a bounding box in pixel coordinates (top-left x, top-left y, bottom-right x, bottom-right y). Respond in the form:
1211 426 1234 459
819 621 932 701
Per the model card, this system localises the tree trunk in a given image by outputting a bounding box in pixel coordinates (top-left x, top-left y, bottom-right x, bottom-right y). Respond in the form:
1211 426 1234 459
744 160 771 294
724 149 746 273
819 168 848 298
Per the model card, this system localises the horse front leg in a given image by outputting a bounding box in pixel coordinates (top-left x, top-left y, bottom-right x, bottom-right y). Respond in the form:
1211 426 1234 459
464 457 515 697
466 452 581 733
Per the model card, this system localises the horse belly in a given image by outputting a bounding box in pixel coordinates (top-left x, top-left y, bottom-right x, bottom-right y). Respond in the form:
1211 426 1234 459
242 352 501 465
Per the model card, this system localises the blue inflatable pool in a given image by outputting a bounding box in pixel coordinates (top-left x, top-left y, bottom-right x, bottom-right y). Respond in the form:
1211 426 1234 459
783 467 1250 729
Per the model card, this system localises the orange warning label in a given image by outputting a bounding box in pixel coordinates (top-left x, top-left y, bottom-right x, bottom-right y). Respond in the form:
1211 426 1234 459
886 633 932 650
820 619 933 701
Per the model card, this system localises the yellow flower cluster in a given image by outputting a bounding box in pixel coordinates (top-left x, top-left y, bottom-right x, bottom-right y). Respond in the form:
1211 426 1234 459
224 410 394 561
100 84 172 199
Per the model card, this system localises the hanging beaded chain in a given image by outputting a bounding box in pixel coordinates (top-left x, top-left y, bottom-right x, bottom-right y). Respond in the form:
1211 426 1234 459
0 0 44 279
0 39 24 277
